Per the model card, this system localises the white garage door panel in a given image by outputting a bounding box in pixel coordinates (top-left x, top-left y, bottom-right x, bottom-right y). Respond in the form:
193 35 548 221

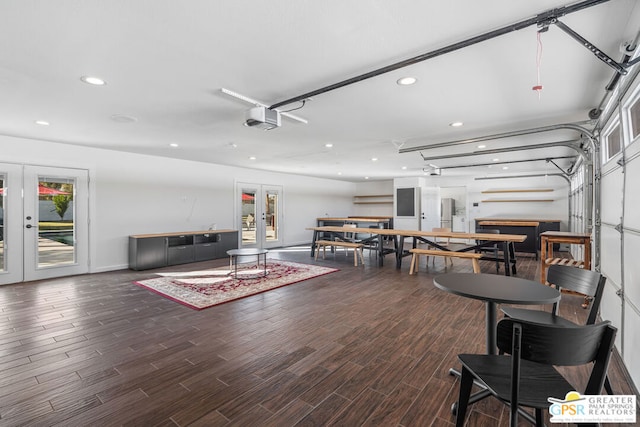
624 156 640 230
624 233 640 310
600 285 623 350
623 307 640 390
600 225 622 286
600 168 624 225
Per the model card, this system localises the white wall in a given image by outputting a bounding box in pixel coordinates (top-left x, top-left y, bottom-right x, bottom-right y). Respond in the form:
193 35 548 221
0 135 355 272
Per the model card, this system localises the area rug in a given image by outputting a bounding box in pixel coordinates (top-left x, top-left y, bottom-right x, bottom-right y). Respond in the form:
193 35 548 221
134 260 338 310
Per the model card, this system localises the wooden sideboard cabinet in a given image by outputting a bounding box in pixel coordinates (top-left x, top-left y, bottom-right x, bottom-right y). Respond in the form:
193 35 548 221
129 230 238 270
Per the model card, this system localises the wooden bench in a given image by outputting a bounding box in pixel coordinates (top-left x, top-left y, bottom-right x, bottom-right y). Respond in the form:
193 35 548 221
315 240 365 266
409 249 482 274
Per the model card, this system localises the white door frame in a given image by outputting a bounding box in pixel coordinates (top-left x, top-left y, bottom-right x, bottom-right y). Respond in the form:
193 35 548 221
0 163 89 285
236 182 283 249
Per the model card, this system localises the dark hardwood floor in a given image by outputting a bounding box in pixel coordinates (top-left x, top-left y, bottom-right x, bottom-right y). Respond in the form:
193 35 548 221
0 245 637 426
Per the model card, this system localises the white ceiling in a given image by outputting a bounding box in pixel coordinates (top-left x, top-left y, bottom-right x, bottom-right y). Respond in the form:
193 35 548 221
1 0 639 182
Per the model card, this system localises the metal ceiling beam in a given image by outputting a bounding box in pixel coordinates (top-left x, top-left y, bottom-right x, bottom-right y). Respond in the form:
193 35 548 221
269 0 610 109
475 173 571 183
400 122 593 154
419 140 587 162
429 155 576 170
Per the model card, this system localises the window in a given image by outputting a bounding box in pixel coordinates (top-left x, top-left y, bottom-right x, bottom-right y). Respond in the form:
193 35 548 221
629 92 640 141
602 118 621 162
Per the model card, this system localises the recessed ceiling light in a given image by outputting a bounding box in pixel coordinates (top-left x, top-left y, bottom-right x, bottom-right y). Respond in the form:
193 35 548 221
169 143 179 148
80 76 106 86
337 172 342 175
401 166 407 170
371 157 378 162
493 158 500 162
35 120 50 126
364 176 369 180
502 166 509 170
397 77 417 86
477 144 486 149
325 143 333 148
249 156 256 160
449 121 463 127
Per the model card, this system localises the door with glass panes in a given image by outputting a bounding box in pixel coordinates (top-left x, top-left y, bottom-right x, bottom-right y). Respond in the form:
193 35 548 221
238 184 282 249
0 163 88 285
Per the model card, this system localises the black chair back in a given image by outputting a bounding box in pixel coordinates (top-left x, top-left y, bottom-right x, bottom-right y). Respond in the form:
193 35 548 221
546 264 607 324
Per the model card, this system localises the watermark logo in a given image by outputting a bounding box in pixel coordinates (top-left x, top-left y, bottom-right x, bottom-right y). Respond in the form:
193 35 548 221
549 391 636 423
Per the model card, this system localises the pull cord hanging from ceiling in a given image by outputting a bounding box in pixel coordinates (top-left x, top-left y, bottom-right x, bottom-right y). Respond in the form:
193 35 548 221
533 30 545 99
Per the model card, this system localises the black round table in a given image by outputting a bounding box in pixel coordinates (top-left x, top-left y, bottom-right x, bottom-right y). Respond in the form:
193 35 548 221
433 273 560 355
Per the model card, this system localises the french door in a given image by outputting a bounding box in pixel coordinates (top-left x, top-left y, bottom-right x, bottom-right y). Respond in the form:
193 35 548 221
0 163 89 285
237 183 282 249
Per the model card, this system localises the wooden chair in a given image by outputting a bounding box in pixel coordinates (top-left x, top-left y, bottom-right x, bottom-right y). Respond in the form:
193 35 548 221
456 318 617 426
428 227 453 265
475 228 500 273
501 263 613 394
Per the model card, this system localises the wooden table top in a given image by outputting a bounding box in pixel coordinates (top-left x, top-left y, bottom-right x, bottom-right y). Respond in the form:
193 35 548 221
307 226 527 242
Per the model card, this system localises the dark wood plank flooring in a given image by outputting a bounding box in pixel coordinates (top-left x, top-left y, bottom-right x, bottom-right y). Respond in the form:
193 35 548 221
0 246 637 426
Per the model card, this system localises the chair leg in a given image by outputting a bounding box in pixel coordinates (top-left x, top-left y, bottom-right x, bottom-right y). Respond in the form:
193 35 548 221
358 248 365 266
604 375 614 395
494 248 500 273
455 367 474 427
353 249 357 266
535 408 543 427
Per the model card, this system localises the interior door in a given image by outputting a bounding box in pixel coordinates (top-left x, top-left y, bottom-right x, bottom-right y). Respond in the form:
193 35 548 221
420 186 441 232
238 183 282 249
0 163 89 285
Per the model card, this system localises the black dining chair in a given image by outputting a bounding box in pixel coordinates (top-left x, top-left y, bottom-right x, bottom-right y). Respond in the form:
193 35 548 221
475 228 500 273
500 264 613 394
455 318 617 427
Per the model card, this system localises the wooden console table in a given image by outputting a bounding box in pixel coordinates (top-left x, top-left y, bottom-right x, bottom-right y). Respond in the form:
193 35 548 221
539 231 591 283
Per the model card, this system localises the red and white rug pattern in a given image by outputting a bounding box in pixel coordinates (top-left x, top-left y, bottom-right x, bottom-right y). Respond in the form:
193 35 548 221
134 260 338 310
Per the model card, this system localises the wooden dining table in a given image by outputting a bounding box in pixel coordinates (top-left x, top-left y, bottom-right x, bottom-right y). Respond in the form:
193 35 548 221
307 226 527 275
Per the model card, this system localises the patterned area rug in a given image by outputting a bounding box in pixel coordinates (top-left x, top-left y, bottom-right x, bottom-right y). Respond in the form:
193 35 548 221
134 260 338 310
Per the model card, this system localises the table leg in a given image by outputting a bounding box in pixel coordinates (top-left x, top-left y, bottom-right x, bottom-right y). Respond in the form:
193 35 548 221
540 236 548 283
508 242 517 275
310 230 318 257
502 242 512 277
396 236 406 269
485 301 497 355
378 234 384 267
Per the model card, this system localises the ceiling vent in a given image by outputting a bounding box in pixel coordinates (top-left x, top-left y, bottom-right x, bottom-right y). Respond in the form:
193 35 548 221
245 106 281 130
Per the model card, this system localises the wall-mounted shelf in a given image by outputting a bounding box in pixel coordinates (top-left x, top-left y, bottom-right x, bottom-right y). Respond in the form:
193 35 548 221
481 188 553 194
353 194 393 204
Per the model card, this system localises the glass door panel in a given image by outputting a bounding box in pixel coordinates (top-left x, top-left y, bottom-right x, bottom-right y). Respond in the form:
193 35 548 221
265 190 278 242
36 177 75 267
241 190 257 245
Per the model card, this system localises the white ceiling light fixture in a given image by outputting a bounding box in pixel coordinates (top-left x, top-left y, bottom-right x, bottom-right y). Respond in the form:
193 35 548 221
249 156 256 160
169 143 179 148
449 121 463 127
325 143 333 148
80 76 106 86
477 144 487 149
397 77 417 86
35 120 50 126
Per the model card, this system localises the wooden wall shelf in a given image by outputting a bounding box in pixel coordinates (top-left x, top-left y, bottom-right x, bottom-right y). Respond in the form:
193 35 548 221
353 194 393 204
